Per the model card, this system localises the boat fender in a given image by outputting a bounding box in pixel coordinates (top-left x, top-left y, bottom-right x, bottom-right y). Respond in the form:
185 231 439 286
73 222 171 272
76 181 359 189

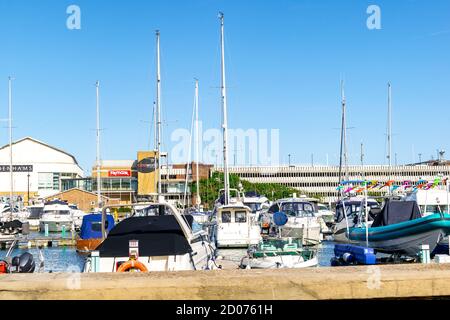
0 260 9 274
117 259 148 273
342 252 355 263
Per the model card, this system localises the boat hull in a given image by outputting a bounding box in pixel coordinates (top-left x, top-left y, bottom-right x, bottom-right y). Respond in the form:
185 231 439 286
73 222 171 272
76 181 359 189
39 220 72 233
76 238 103 254
347 214 450 256
240 255 318 269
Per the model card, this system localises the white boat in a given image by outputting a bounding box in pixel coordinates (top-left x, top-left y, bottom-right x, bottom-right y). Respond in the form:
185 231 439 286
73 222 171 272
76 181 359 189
267 198 322 246
84 31 217 273
69 204 87 230
24 204 45 230
0 203 29 223
39 200 74 232
83 202 217 272
242 192 270 221
212 201 262 248
240 238 318 269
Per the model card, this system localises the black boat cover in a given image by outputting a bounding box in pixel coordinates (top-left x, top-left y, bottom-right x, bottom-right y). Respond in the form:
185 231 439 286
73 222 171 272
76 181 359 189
97 215 194 258
371 200 422 227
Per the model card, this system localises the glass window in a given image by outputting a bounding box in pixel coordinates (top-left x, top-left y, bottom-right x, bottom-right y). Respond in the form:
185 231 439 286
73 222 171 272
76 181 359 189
268 204 279 214
38 173 53 190
235 211 247 223
221 211 232 223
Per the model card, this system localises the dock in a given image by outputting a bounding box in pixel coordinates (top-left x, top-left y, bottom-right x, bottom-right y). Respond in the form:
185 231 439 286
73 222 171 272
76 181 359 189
0 236 76 250
2 263 450 300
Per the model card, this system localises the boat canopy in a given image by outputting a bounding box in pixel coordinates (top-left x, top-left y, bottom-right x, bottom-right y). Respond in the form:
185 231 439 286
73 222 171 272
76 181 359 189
79 214 115 240
371 200 422 227
96 215 194 258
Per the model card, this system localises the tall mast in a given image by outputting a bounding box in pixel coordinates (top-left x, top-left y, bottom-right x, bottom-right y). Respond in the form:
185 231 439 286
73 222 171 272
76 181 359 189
156 30 162 198
153 101 157 151
195 79 201 208
387 82 392 179
338 80 348 187
8 76 13 221
219 12 230 205
96 81 102 212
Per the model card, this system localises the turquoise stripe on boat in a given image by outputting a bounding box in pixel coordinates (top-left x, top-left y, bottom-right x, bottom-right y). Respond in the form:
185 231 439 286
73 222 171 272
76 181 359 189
348 213 450 242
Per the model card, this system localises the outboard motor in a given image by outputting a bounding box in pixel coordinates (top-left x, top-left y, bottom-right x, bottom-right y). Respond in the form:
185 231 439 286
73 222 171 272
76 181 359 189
11 252 35 273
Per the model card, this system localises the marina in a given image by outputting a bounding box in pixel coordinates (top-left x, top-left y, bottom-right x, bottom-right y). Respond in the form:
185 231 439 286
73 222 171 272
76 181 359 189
0 0 450 304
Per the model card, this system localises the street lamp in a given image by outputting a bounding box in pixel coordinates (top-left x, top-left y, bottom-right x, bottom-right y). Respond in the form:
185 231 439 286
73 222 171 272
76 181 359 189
27 173 30 205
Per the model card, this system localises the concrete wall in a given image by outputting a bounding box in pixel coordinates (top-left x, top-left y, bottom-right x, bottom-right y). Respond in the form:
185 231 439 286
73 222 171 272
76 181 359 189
2 264 450 300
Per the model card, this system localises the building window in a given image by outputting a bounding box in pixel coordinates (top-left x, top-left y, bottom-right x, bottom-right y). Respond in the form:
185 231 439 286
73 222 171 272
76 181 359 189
38 173 59 190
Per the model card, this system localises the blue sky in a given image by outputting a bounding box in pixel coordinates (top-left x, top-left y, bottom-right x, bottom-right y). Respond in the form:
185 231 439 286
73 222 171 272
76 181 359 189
0 0 449 174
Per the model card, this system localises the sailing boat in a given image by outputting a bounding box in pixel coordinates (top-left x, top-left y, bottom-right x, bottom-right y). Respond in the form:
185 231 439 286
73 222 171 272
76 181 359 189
184 80 210 223
84 31 217 272
211 13 262 248
76 81 115 254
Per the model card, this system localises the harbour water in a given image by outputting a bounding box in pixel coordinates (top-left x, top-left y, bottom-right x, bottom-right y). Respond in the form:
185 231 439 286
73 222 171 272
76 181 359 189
0 237 335 272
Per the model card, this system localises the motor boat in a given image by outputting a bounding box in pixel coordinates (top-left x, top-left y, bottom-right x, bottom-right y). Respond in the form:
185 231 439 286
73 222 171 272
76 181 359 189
239 237 318 269
211 201 262 248
25 204 45 231
265 198 322 246
241 191 270 221
335 196 450 258
76 213 115 254
39 200 74 233
83 201 217 272
333 196 381 242
69 204 87 231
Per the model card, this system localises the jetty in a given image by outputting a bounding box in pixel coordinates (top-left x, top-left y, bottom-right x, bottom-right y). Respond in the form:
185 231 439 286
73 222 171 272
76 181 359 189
2 263 450 300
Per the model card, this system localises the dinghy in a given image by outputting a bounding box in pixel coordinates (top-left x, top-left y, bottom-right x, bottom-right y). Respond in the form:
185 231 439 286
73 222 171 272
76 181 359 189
346 200 450 257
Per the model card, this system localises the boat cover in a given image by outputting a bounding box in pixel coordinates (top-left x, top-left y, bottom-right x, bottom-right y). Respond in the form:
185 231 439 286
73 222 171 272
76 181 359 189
97 215 194 257
371 200 422 227
79 214 115 240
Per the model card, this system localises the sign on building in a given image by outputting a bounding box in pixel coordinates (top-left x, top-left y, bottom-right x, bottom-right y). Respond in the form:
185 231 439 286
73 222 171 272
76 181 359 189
0 165 33 173
137 151 158 195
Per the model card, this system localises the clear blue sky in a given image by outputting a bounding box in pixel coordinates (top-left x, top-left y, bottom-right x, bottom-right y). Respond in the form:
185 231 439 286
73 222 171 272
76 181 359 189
0 0 449 174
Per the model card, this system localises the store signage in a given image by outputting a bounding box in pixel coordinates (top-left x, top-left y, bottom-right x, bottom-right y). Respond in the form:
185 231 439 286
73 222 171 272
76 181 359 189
108 170 131 177
0 165 33 173
136 157 157 174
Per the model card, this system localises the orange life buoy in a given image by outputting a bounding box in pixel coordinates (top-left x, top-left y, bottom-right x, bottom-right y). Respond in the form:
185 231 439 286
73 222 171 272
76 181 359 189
117 259 148 273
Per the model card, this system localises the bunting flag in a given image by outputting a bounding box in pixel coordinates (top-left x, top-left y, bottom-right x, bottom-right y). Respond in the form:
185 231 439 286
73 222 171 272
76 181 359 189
336 176 449 193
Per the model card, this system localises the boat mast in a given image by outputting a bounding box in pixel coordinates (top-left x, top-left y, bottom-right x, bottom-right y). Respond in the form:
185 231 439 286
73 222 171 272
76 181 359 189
156 30 163 199
195 79 201 209
96 81 102 212
219 12 230 205
338 80 348 198
8 76 13 221
387 82 392 196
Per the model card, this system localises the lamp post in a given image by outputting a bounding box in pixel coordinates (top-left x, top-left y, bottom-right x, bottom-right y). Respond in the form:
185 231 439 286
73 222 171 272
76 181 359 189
27 173 30 205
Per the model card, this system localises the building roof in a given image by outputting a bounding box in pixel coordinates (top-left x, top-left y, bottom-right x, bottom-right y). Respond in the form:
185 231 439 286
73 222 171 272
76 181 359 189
43 188 111 201
0 137 80 166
